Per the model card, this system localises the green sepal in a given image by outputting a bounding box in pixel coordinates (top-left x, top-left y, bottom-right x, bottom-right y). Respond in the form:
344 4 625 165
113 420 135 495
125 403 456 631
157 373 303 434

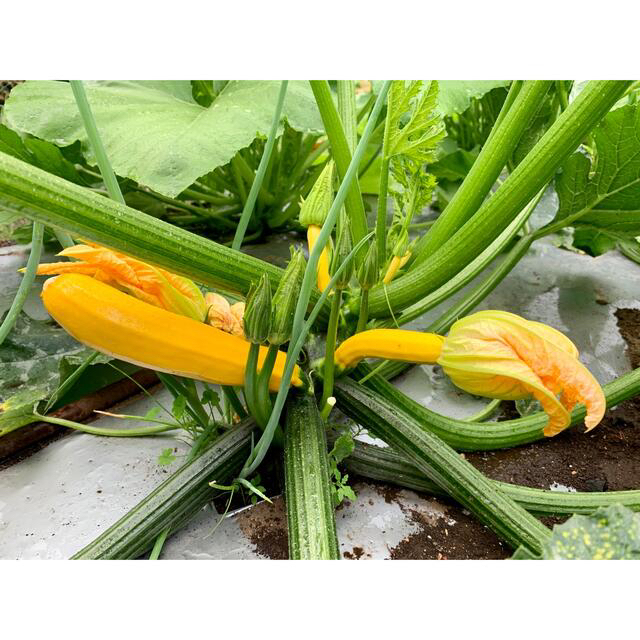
331 210 354 289
269 248 306 345
243 273 272 344
357 242 378 290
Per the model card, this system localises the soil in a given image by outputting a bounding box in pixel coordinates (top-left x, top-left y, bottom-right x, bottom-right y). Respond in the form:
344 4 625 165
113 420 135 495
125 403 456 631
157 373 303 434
235 495 289 560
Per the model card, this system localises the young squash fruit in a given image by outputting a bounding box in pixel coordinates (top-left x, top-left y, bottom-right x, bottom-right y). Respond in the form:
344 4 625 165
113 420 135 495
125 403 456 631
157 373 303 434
42 274 301 391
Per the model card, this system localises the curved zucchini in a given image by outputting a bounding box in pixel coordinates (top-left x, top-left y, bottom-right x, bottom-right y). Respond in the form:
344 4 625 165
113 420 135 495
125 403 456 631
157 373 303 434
72 420 254 559
42 274 301 392
284 394 340 560
334 377 550 555
344 438 640 516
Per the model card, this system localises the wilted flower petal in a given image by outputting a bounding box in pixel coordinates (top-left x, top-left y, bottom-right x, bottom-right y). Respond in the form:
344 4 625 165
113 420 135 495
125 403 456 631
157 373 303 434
34 242 206 321
437 310 605 437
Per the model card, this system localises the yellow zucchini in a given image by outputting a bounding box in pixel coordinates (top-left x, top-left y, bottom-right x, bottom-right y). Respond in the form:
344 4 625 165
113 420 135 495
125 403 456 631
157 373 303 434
307 225 331 292
42 274 301 391
334 328 444 371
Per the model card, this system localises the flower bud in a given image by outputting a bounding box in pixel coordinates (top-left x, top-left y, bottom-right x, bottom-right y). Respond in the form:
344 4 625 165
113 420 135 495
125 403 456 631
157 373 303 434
331 210 354 289
243 274 272 344
269 249 306 345
299 161 335 228
357 242 378 290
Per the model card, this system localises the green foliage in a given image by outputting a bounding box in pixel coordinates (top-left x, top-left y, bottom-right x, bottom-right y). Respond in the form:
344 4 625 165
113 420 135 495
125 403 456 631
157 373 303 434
554 104 640 236
0 124 85 184
328 432 357 507
4 80 323 198
513 505 640 559
157 448 177 466
437 81 510 117
0 313 118 435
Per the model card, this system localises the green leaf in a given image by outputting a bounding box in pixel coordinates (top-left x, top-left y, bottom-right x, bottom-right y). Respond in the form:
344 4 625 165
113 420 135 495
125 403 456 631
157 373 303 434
386 80 445 163
437 81 510 116
157 448 177 466
0 313 113 435
4 80 324 198
521 505 640 560
554 104 640 235
329 432 355 465
171 395 187 422
572 228 618 256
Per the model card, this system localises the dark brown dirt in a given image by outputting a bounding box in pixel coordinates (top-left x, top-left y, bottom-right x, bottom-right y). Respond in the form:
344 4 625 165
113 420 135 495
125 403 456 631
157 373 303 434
235 495 289 560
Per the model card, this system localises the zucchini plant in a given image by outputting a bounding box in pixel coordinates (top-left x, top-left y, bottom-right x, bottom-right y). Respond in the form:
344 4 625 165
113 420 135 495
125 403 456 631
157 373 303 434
2 78 640 560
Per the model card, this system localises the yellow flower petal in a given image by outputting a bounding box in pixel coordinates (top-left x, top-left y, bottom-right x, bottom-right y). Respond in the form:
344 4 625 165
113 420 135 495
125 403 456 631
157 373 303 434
437 310 605 437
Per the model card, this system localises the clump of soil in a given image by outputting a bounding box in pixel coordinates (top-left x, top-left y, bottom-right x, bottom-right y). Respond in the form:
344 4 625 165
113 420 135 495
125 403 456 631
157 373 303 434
236 496 289 560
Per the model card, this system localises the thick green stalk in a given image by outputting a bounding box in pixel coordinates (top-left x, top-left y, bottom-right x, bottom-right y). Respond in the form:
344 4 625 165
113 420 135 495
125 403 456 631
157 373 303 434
356 363 640 451
413 81 550 265
375 189 541 329
335 378 551 554
368 80 631 316
344 439 640 516
484 80 523 143
0 221 44 346
232 81 287 250
337 81 357 153
70 81 126 205
284 394 340 559
244 343 264 426
310 80 368 261
0 152 330 323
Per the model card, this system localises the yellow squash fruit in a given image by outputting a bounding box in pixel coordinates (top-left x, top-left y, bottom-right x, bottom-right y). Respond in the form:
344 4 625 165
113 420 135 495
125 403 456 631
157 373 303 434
42 274 301 391
334 328 444 371
307 225 331 292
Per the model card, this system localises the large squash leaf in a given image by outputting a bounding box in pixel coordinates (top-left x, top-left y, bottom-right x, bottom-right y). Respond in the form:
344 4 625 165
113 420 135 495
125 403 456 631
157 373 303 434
554 104 640 235
437 80 510 116
4 80 323 198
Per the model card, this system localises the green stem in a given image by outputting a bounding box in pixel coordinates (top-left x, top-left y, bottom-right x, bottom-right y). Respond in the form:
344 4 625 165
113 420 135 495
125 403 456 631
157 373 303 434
181 188 238 206
310 80 369 263
256 343 279 423
355 289 369 333
321 290 343 411
0 221 44 346
413 81 551 266
32 412 179 437
485 80 523 142
344 439 640 516
148 530 169 560
232 81 287 250
70 81 125 205
337 80 357 153
375 97 393 263
375 189 542 329
221 386 247 419
369 80 631 316
464 399 502 423
357 362 640 451
244 342 263 426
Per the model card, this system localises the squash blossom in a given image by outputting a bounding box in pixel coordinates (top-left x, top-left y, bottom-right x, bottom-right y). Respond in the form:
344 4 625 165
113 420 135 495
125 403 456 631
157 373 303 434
32 242 207 322
334 310 605 437
438 310 605 437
